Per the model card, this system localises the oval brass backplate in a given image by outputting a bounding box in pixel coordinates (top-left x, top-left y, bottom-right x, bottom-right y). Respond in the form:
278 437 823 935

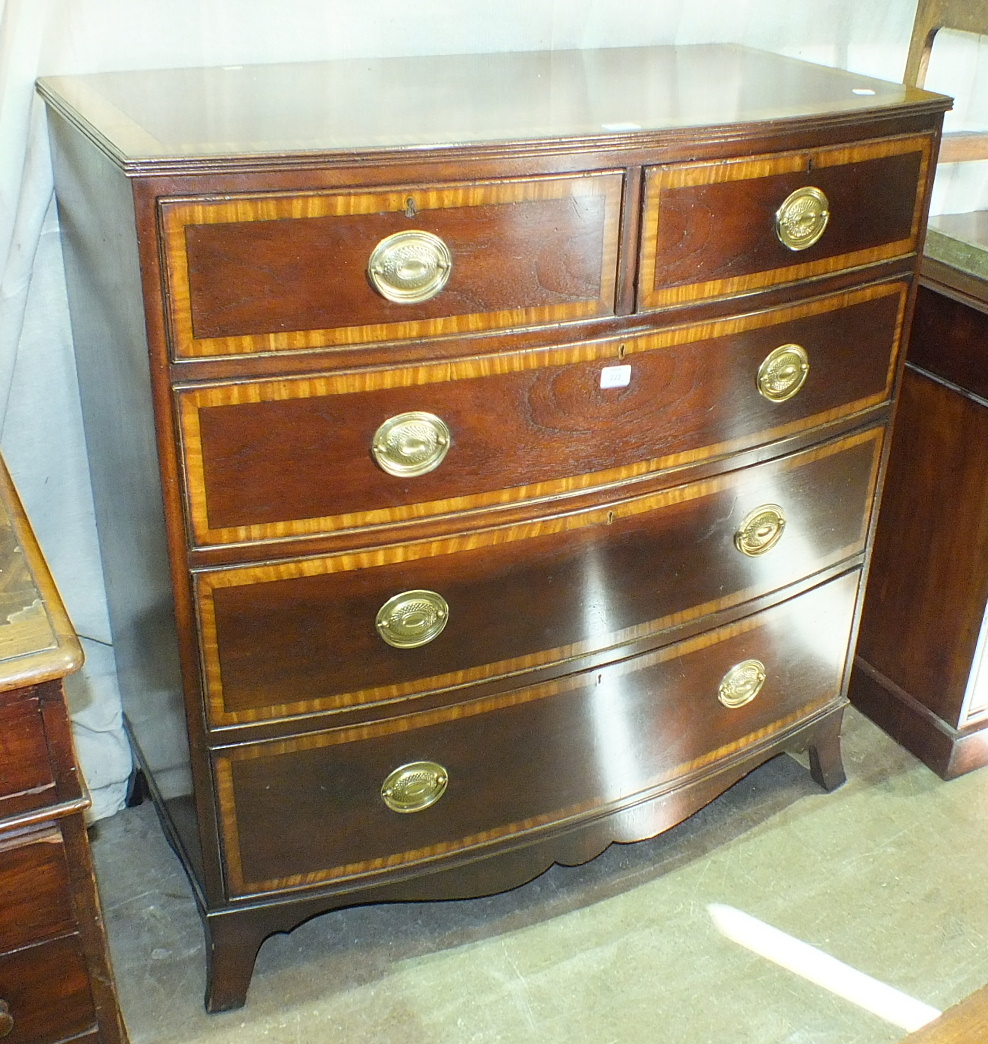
718 659 767 709
367 229 452 303
734 504 787 557
757 343 809 402
376 590 449 649
775 186 830 251
381 761 449 813
372 411 451 477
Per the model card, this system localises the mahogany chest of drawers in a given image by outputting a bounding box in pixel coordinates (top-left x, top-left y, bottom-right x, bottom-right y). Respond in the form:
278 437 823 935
0 456 128 1043
38 45 948 1011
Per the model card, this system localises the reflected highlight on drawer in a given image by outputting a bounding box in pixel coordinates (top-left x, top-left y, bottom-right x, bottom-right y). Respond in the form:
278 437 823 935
195 427 882 727
177 281 906 548
213 569 860 897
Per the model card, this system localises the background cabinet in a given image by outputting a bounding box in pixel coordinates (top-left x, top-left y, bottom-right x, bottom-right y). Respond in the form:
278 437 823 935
0 456 127 1044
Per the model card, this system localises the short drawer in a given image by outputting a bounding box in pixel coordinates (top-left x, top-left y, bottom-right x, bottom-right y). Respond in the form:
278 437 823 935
214 569 860 897
160 172 623 359
0 934 96 1044
196 427 882 727
0 696 55 818
0 827 74 953
178 281 905 547
639 135 931 309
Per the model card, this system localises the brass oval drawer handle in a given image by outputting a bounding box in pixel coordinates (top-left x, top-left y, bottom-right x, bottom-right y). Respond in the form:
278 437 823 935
0 1000 13 1039
734 504 787 557
757 343 809 402
376 590 449 648
719 659 767 709
367 229 452 303
381 761 449 813
372 412 451 477
775 186 830 251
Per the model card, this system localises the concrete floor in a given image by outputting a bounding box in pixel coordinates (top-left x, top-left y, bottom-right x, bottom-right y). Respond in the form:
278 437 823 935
90 707 987 1044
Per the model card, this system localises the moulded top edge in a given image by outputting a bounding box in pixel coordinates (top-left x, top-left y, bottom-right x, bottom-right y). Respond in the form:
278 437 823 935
36 44 950 172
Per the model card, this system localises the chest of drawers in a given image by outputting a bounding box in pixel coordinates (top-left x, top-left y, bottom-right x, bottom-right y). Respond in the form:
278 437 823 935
38 45 948 1012
0 456 128 1043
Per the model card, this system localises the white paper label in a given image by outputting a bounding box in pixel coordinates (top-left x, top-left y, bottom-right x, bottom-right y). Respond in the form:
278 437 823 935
600 364 632 389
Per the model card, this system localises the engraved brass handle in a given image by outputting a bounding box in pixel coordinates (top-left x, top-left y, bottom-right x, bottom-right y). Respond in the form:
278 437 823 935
376 590 449 648
775 186 830 251
757 344 809 402
381 761 449 813
372 412 451 477
734 504 787 557
0 1000 13 1039
718 659 767 709
367 230 452 303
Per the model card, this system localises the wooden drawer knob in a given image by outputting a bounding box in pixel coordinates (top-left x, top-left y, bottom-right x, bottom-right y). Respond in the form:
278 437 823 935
367 229 452 303
0 1000 13 1038
718 659 767 708
734 504 787 557
372 412 451 477
775 186 830 250
381 761 449 813
376 590 449 648
757 343 809 402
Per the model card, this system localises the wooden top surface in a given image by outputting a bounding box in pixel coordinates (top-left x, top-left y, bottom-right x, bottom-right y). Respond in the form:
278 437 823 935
37 44 948 171
0 456 82 691
900 986 987 1044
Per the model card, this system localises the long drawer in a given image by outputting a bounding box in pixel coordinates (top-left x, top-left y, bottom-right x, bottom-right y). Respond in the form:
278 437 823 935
160 172 624 359
214 569 860 898
0 696 55 819
639 135 931 309
0 827 74 953
178 282 905 547
0 934 96 1044
196 427 882 728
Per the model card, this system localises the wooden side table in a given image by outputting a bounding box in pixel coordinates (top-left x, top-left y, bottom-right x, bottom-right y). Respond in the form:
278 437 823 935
0 456 127 1043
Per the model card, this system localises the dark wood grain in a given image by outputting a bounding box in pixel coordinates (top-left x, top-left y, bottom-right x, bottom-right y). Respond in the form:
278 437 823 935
0 935 96 1043
187 285 902 542
856 370 987 722
218 570 858 894
0 827 74 952
640 139 929 307
850 272 988 778
0 454 130 1044
0 696 55 815
204 430 879 724
38 45 946 1013
908 283 988 398
179 181 617 345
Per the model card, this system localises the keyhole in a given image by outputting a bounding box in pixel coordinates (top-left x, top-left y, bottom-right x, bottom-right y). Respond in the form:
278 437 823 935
404 197 418 218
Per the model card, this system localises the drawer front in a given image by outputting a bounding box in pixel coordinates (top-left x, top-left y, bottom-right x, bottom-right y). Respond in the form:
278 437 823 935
197 428 882 727
0 935 96 1044
639 135 931 309
0 697 55 818
160 173 623 359
179 282 905 547
214 569 860 897
0 827 74 953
